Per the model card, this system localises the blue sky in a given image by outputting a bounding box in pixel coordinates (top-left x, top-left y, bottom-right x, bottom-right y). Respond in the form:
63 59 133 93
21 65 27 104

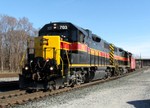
0 0 150 58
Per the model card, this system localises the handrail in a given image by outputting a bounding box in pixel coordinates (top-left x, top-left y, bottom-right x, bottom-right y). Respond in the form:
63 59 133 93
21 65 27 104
65 50 70 66
65 50 70 75
20 50 26 67
55 49 64 77
20 38 31 67
59 55 64 77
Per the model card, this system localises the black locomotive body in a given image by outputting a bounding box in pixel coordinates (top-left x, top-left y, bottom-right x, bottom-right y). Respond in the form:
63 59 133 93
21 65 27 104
19 22 135 90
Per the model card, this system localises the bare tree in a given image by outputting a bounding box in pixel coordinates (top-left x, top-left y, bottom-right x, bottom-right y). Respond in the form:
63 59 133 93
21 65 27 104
0 14 37 72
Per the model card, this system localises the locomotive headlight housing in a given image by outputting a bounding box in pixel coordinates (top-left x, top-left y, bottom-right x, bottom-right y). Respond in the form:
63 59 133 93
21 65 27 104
46 59 49 62
25 66 29 70
50 67 54 71
30 60 33 63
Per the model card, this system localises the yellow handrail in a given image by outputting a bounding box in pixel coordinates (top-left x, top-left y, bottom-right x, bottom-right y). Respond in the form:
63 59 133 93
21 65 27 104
60 56 64 77
65 50 70 75
20 50 26 67
55 49 64 77
20 37 32 67
65 50 70 65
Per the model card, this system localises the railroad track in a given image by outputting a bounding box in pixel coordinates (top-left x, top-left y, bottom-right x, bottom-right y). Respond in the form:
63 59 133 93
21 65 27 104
0 81 19 88
0 67 148 107
0 81 19 92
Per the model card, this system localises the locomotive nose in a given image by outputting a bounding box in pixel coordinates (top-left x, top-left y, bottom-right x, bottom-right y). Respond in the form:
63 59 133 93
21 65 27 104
34 36 61 65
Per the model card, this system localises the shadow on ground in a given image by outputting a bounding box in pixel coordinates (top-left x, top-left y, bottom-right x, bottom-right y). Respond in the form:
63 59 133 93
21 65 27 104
0 81 19 92
127 99 150 108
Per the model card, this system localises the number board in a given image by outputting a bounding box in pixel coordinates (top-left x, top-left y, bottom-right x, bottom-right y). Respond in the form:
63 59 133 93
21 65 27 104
47 24 69 30
59 25 68 30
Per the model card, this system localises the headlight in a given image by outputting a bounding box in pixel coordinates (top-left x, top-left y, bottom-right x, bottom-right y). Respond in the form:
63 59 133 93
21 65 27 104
25 66 29 70
50 67 54 71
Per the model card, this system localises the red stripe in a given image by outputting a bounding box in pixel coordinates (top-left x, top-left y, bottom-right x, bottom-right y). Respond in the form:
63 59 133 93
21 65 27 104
60 42 70 49
60 41 129 61
60 42 88 51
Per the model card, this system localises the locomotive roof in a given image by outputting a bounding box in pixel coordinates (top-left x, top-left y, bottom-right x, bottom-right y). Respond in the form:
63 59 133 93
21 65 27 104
69 23 88 37
42 22 88 37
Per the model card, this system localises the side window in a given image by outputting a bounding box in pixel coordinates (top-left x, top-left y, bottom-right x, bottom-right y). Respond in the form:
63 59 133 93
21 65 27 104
92 35 101 43
114 47 117 55
79 31 85 43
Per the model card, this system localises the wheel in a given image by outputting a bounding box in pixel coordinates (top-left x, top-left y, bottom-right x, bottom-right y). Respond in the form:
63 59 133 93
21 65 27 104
119 68 124 75
47 80 57 91
106 69 111 78
75 72 83 85
84 71 90 83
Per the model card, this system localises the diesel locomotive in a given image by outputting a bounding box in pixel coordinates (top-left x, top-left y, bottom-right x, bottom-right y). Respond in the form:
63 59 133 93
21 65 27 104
19 22 136 90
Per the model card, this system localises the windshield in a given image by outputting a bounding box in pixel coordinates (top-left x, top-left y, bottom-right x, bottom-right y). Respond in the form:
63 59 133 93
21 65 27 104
39 23 78 42
48 30 69 37
40 30 70 41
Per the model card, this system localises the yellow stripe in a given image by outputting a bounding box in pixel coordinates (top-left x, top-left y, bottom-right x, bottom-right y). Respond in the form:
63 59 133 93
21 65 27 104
109 52 114 56
109 44 114 65
70 64 98 67
110 58 114 61
110 59 113 62
109 45 114 48
110 57 113 59
109 50 114 53
109 54 113 57
110 44 114 47
109 44 114 52
109 54 114 57
69 64 113 67
109 47 114 51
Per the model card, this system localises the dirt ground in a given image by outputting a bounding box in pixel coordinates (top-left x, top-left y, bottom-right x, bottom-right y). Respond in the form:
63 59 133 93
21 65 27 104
0 73 19 78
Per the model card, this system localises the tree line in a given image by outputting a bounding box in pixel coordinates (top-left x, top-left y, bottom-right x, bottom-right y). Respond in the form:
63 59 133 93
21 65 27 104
0 15 38 73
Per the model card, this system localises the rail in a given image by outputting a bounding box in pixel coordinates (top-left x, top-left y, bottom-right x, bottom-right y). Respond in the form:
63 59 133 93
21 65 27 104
0 67 149 107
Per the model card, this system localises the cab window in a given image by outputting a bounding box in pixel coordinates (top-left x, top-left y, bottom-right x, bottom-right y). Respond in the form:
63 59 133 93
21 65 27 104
78 31 85 43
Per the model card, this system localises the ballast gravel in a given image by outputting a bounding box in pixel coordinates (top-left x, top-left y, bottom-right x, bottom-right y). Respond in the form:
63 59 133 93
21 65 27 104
0 77 18 82
14 68 150 108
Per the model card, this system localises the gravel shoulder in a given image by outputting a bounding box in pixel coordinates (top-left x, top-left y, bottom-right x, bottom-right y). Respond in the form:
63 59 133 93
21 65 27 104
0 73 19 78
0 77 19 82
0 73 19 82
14 68 150 108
